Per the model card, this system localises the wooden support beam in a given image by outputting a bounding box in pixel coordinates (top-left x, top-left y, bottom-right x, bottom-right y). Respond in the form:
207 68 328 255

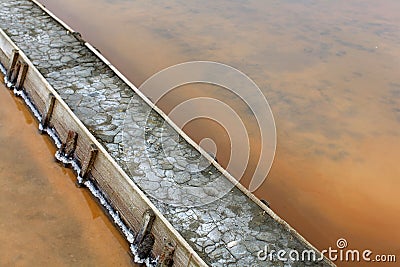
134 209 156 246
72 32 85 44
40 93 56 133
6 49 19 81
80 143 98 179
136 233 155 260
185 253 193 267
158 242 175 267
10 61 21 85
15 62 29 90
61 130 78 158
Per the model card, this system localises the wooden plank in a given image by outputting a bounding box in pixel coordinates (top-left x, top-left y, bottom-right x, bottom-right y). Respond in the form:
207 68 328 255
90 158 143 230
15 62 28 90
23 68 53 101
158 242 176 267
41 93 56 131
0 46 9 66
61 130 78 158
0 33 14 61
134 209 155 246
136 233 155 259
80 143 98 179
6 49 18 81
10 60 21 85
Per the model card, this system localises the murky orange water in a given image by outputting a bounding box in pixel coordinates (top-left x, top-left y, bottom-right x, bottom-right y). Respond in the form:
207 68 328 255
0 83 134 265
36 0 400 266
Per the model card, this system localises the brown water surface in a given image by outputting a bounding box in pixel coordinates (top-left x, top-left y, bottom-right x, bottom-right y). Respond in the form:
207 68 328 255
37 0 400 266
0 83 133 266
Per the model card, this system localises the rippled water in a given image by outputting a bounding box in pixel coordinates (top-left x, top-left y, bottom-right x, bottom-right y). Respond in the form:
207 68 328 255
38 0 400 266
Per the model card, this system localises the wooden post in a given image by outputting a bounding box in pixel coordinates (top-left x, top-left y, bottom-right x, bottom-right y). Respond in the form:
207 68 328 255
6 49 19 82
61 130 78 158
136 233 155 260
72 32 85 44
10 61 21 85
40 93 56 133
15 62 28 90
80 143 98 179
134 209 156 246
185 253 193 267
158 242 175 267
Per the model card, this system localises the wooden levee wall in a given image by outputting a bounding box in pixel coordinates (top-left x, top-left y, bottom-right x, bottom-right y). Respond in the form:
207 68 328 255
0 26 207 267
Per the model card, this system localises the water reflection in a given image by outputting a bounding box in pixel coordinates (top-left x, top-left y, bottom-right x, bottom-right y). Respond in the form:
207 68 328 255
38 0 400 265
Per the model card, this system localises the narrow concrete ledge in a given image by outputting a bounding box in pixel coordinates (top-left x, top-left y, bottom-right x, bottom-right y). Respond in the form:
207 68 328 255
0 0 335 266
